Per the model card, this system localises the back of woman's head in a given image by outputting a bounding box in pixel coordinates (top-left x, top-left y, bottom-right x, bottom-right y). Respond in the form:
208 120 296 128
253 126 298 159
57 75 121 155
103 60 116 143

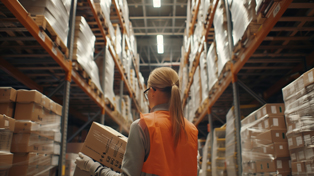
147 67 185 148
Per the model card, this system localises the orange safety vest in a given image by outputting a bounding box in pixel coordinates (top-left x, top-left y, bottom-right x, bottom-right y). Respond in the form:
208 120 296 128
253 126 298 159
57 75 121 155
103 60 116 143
140 111 198 176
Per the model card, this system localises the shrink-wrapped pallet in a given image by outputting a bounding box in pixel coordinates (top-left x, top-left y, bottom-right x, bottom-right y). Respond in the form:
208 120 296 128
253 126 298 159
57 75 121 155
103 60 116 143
201 134 212 176
212 128 226 176
192 66 202 113
206 43 218 92
113 24 122 60
199 51 208 104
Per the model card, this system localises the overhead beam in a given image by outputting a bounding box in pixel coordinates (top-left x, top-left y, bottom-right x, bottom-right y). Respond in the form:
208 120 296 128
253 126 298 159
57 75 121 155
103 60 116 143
128 2 187 6
278 16 314 21
141 0 147 35
140 62 181 66
130 16 186 20
172 0 177 33
134 32 184 36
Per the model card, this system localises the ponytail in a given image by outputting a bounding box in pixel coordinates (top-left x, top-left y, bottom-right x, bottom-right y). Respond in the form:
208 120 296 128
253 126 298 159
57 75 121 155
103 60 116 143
170 83 186 148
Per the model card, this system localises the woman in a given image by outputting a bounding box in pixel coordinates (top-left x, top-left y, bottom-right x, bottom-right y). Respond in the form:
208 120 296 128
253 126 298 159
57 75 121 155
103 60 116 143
76 67 199 176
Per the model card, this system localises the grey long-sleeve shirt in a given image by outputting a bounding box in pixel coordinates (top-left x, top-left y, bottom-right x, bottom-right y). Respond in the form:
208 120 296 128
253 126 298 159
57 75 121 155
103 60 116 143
89 104 169 176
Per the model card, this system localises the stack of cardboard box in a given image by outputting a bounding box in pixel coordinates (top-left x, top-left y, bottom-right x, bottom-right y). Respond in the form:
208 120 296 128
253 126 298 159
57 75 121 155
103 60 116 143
225 107 238 176
282 68 314 175
241 103 291 176
9 89 62 176
212 127 227 176
201 134 212 176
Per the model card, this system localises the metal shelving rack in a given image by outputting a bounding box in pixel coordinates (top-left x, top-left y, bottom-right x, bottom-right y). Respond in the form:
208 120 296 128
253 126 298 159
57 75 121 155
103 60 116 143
179 0 313 175
0 0 144 175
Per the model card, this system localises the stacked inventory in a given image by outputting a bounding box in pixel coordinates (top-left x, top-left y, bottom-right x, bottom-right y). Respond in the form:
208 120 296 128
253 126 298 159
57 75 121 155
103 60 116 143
212 127 227 176
0 88 16 176
123 96 133 123
201 133 212 176
213 0 231 76
206 43 218 93
229 0 258 47
199 51 209 104
241 103 291 176
225 107 238 176
190 66 202 115
10 89 62 175
74 16 102 92
19 0 71 46
282 68 314 175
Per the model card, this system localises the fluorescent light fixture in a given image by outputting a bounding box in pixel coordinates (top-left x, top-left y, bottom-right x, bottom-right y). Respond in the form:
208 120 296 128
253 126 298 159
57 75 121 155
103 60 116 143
153 0 161 8
157 35 164 54
157 44 164 54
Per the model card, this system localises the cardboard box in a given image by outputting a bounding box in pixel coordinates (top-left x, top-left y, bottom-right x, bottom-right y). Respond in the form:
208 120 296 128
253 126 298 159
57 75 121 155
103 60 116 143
79 122 128 172
16 89 43 104
287 133 304 150
254 129 287 146
0 87 16 102
0 129 13 152
305 161 314 173
66 143 83 153
255 171 292 176
253 142 289 158
302 131 314 146
13 152 39 166
55 103 62 116
261 115 286 130
14 121 39 133
303 68 314 88
41 96 50 110
257 104 285 119
0 114 15 132
9 165 39 176
0 103 14 117
304 147 314 160
0 152 13 169
11 133 55 153
14 103 42 122
49 101 56 114
291 162 306 173
256 158 291 173
242 162 257 173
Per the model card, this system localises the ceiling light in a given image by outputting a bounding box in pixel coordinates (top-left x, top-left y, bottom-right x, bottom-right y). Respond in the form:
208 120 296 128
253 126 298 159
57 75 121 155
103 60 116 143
153 0 161 8
157 35 164 54
157 44 164 54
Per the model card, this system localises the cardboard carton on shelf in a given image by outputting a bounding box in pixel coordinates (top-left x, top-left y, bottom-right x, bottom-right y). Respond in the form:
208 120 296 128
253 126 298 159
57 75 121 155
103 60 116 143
16 90 43 104
255 158 291 173
0 103 15 118
256 103 285 119
287 133 304 150
260 115 286 130
251 142 290 158
14 102 43 122
75 122 128 174
253 129 287 147
0 115 15 153
291 161 306 174
0 87 17 103
0 152 13 170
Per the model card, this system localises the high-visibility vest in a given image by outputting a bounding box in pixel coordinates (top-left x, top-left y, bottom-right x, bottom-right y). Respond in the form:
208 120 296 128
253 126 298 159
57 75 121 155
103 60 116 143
140 111 198 176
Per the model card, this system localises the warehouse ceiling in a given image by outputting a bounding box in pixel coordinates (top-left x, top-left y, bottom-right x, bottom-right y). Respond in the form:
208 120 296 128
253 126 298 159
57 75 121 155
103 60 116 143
127 0 187 81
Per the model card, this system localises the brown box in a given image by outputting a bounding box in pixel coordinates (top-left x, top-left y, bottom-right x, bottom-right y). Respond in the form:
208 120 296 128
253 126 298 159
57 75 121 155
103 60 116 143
14 121 39 133
287 133 304 150
256 158 291 173
9 165 38 176
0 130 13 152
261 115 286 130
66 143 83 153
16 89 42 104
256 104 285 119
13 152 39 166
0 103 14 117
303 68 314 87
304 147 314 160
55 103 62 116
302 131 314 146
242 139 253 150
79 122 128 172
305 161 314 173
14 103 42 122
0 152 13 169
242 162 257 173
0 87 17 103
49 101 56 114
253 142 289 158
254 129 287 146
41 96 50 110
292 162 306 173
0 114 15 132
255 171 292 176
11 133 54 153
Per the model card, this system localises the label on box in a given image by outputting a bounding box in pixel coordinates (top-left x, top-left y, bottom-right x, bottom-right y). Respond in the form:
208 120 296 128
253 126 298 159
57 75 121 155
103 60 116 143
264 147 266 153
273 3 281 17
297 163 302 172
288 138 293 146
276 133 279 137
273 118 279 126
304 134 311 145
279 145 283 149
307 164 311 172
4 120 8 127
264 120 269 128
271 106 277 114
309 71 314 84
299 151 305 160
297 136 303 146
288 126 292 132
291 153 296 161
263 107 266 116
277 160 282 169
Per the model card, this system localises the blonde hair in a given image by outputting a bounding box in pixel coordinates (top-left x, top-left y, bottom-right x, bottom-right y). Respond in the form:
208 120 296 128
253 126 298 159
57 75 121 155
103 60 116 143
147 67 186 148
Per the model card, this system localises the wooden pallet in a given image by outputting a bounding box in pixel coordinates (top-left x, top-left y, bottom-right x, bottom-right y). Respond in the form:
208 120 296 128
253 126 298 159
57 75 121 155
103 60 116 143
32 15 69 58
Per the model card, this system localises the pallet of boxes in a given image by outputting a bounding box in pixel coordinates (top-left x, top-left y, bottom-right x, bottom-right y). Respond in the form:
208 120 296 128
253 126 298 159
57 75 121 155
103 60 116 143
74 122 128 176
282 68 314 175
11 89 62 176
241 103 291 176
0 88 16 176
212 127 227 176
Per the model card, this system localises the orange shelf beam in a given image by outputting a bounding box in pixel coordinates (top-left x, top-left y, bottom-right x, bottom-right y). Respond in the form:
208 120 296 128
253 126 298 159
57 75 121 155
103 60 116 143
189 0 201 36
112 0 125 34
204 0 220 41
193 0 293 126
1 0 71 72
